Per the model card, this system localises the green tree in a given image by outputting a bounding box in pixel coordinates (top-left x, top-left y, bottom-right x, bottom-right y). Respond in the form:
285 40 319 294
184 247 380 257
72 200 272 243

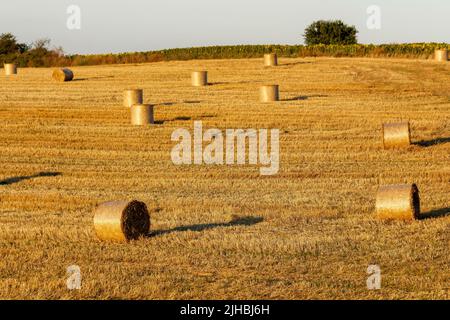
303 20 358 45
0 33 28 55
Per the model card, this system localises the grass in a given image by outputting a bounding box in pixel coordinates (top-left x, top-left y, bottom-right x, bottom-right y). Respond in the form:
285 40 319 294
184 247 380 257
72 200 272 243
0 57 448 299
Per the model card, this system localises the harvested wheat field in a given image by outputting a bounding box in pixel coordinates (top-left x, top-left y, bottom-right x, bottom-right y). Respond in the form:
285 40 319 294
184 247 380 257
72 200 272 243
0 57 448 299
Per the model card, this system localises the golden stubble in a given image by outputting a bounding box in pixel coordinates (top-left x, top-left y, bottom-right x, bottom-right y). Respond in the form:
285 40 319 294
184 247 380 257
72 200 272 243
0 57 448 299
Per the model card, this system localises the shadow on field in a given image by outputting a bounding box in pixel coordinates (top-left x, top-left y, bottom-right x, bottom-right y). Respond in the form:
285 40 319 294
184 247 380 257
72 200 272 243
0 172 61 186
199 114 216 119
280 61 313 67
415 137 450 147
72 76 114 81
209 80 253 86
154 101 201 107
283 95 308 101
154 116 192 124
282 94 328 101
420 207 450 220
149 216 263 237
173 116 192 121
155 102 176 106
155 114 215 124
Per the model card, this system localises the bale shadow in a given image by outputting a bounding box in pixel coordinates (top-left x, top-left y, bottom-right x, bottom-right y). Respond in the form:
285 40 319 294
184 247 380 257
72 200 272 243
0 172 61 186
419 207 450 220
282 94 328 101
173 116 191 121
198 114 216 119
72 76 114 82
283 95 308 101
156 102 176 107
155 114 214 124
280 61 313 67
209 80 253 86
207 82 225 86
155 101 201 107
414 137 450 147
148 216 263 237
155 116 192 124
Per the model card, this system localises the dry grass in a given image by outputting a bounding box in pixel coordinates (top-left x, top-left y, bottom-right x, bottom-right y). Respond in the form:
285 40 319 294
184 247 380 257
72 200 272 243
0 57 448 300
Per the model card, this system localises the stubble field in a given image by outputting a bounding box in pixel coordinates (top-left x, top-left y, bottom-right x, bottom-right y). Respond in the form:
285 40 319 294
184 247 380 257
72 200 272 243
0 57 448 299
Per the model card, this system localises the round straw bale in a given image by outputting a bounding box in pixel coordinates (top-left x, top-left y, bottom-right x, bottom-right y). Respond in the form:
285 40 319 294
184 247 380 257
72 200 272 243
4 63 17 75
264 53 278 67
52 68 74 82
375 184 420 220
382 122 410 149
93 200 150 241
123 89 143 107
434 49 448 62
131 104 154 125
260 85 279 102
191 71 208 86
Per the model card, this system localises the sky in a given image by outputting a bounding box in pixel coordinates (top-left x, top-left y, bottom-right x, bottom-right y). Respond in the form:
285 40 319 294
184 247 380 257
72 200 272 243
1 0 449 54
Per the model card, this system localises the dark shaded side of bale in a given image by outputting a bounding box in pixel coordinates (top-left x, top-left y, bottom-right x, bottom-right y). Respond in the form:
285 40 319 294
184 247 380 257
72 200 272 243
93 200 150 241
375 184 420 220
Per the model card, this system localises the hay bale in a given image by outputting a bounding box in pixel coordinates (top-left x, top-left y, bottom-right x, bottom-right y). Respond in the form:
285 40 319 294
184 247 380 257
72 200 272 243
260 85 279 102
382 122 410 149
131 104 154 125
93 200 150 241
123 89 143 108
435 49 448 62
376 184 420 220
4 63 17 75
191 71 208 86
264 53 278 67
52 68 74 82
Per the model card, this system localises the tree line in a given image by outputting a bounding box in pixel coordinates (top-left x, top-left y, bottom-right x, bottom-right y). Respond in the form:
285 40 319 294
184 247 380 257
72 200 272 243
1 21 448 67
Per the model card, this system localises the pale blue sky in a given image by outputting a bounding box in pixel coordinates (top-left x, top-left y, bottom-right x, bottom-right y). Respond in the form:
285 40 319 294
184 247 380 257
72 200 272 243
1 0 449 54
